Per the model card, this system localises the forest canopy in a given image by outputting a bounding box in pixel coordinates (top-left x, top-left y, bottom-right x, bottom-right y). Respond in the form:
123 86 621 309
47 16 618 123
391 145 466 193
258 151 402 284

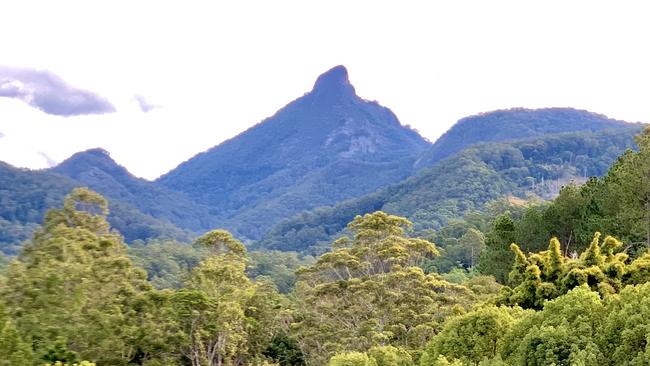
3 128 650 365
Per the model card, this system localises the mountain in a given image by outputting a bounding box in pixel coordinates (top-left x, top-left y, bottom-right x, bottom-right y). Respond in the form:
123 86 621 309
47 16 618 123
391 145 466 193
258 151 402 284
257 125 643 254
0 151 205 254
414 108 635 169
157 65 431 240
51 148 215 232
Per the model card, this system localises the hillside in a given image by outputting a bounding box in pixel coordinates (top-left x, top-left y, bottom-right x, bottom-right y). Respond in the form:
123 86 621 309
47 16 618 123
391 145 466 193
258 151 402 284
0 155 196 254
157 65 431 240
256 126 642 253
414 108 635 169
51 148 216 232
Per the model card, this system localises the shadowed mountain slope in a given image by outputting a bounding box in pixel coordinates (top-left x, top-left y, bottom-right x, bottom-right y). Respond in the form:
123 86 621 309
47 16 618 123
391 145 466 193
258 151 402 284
0 156 195 254
157 66 431 240
257 125 642 254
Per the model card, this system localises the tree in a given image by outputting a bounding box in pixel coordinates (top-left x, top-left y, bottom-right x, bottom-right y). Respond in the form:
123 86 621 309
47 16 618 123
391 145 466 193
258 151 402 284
420 306 526 366
0 304 33 366
602 127 650 248
293 212 476 365
247 250 315 294
327 352 377 366
173 229 284 366
128 239 206 289
497 232 637 309
0 188 178 365
500 286 606 365
479 214 517 283
367 346 413 366
598 282 650 364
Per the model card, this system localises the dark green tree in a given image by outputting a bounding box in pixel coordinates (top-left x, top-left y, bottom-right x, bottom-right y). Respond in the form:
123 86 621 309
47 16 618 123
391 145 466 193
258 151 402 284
479 214 517 283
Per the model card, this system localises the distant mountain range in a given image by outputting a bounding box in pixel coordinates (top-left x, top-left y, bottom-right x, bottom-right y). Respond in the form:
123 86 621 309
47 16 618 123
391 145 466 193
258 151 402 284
414 108 634 169
0 65 645 254
0 151 200 253
256 126 641 254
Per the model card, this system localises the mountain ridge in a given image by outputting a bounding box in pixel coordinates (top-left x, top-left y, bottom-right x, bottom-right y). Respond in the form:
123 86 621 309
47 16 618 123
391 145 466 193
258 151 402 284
257 125 643 253
157 65 431 240
415 107 636 169
2 67 646 253
50 148 216 232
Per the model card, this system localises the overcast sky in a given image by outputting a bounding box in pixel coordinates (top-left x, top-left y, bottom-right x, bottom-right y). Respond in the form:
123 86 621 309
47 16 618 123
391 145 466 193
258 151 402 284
1 1 649 180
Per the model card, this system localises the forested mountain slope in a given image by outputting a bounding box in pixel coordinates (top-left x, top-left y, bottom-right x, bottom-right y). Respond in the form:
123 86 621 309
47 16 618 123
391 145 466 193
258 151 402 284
157 66 431 240
1 68 643 251
0 154 198 253
51 148 215 232
257 126 642 253
415 107 635 169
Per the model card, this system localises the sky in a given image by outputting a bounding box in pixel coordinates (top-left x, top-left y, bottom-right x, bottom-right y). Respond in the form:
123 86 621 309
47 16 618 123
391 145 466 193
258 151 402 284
1 1 649 180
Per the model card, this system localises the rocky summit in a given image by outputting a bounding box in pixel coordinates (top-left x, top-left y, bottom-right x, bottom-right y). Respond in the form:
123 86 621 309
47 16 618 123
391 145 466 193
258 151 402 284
157 65 430 240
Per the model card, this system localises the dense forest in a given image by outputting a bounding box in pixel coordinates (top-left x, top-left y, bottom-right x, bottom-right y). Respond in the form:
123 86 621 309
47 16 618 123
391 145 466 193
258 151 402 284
0 155 198 254
3 127 650 365
257 126 641 254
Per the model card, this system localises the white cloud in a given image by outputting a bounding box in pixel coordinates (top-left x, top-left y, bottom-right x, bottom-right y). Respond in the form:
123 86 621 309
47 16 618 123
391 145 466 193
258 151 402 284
0 66 115 116
0 0 648 179
134 94 159 113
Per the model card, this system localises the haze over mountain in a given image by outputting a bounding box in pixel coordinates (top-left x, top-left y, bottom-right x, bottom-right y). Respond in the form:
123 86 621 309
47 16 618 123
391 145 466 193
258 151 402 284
157 65 431 240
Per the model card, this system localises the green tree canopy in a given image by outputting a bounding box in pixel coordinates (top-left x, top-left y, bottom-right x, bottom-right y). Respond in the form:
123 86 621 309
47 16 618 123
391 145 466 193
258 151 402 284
293 212 476 365
0 188 179 365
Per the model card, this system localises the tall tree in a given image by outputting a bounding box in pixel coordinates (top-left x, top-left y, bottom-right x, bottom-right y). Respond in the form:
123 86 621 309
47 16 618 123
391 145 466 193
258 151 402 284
0 188 178 365
478 214 517 283
172 230 284 366
294 212 476 365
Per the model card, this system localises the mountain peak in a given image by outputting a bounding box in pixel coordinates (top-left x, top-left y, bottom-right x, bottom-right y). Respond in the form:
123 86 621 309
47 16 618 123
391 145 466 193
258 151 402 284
52 147 127 178
62 148 115 164
82 147 112 157
311 65 356 101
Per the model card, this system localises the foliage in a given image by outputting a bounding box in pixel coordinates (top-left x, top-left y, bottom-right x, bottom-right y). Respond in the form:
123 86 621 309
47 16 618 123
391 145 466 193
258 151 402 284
420 306 527 365
0 159 193 254
500 285 607 365
479 214 518 283
421 282 650 365
248 250 315 293
0 310 33 366
128 239 207 289
421 220 487 273
327 352 377 366
293 212 476 365
263 333 306 366
171 229 285 365
0 188 181 365
497 233 636 309
599 282 650 364
258 127 640 254
367 345 413 366
327 347 415 366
